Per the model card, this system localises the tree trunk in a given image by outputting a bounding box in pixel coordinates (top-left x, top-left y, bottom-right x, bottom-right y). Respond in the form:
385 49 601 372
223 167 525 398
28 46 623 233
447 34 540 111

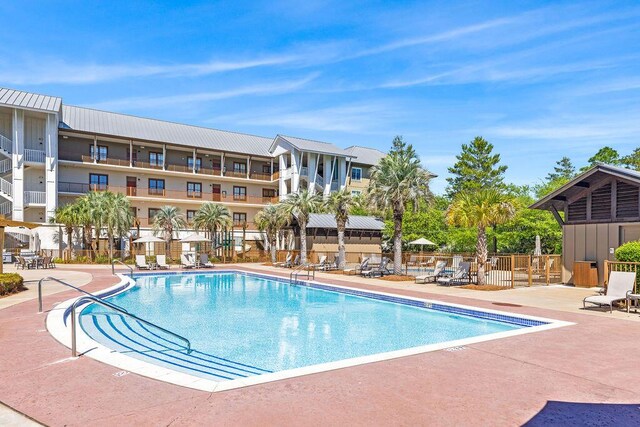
270 235 277 264
337 221 346 269
300 219 308 264
393 209 403 274
476 225 488 286
108 231 114 261
66 226 73 258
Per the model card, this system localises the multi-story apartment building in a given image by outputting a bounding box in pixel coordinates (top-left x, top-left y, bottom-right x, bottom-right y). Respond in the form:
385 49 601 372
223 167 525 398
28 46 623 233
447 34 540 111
0 87 385 251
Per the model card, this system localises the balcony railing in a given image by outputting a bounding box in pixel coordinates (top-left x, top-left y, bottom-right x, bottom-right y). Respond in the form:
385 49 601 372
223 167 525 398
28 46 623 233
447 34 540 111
24 191 46 205
24 149 45 163
0 135 12 154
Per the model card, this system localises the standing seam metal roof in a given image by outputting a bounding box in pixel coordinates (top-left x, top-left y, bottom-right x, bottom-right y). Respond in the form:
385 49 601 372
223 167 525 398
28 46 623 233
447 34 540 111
0 88 62 113
276 135 354 157
60 105 274 157
345 146 386 166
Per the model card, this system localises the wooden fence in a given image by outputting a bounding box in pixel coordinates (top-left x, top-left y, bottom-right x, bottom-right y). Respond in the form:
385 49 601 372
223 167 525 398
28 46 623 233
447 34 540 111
604 260 640 293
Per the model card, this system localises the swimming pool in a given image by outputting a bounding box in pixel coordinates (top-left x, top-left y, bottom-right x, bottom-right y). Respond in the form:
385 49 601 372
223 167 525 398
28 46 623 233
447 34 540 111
52 270 569 391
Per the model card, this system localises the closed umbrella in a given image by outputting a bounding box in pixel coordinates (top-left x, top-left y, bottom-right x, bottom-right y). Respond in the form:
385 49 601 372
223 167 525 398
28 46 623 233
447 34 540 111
534 235 542 257
33 231 41 254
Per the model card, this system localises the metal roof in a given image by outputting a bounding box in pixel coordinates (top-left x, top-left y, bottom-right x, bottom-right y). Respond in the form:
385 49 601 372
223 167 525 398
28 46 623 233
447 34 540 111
0 88 62 113
306 213 384 230
530 163 640 211
273 135 354 157
60 105 274 157
345 146 385 166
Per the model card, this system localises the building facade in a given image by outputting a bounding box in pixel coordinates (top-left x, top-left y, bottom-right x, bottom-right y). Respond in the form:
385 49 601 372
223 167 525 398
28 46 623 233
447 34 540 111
0 88 384 252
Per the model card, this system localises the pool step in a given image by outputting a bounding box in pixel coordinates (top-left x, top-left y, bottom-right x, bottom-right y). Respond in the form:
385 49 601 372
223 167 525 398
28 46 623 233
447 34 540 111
80 311 271 381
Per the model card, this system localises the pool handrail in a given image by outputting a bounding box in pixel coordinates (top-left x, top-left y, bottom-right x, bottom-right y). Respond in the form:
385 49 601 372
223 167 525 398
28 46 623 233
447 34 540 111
37 276 128 314
290 263 315 283
111 259 133 277
70 295 192 357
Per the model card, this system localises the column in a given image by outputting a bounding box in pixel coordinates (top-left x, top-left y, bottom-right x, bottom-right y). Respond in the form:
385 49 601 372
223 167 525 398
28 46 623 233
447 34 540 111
246 156 251 179
307 152 317 193
338 157 347 190
323 154 333 196
192 148 197 173
93 136 97 163
220 153 225 176
162 144 166 170
45 113 58 222
279 154 287 200
11 109 24 221
129 140 133 167
290 149 300 193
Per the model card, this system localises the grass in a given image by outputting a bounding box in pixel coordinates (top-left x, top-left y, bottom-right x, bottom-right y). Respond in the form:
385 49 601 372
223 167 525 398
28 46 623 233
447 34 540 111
459 284 511 291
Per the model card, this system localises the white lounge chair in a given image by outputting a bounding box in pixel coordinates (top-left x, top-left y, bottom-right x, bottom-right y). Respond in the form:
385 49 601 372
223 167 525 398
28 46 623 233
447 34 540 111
200 253 215 268
361 258 391 278
156 254 170 270
437 262 471 286
343 258 369 275
415 261 447 284
136 255 150 270
313 255 327 269
583 271 636 313
275 253 292 268
181 253 196 269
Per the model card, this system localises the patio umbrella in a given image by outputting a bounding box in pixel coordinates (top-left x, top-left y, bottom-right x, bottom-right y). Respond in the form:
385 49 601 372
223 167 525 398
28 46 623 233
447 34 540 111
409 237 436 248
133 235 164 256
533 235 542 257
180 233 210 256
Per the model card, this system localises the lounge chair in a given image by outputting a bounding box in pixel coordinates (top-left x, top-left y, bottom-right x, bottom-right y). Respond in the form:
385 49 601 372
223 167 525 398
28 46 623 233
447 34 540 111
156 254 170 270
181 254 196 269
135 255 150 270
437 262 471 286
452 255 463 269
343 258 369 275
199 253 215 268
313 255 327 269
285 254 300 268
415 261 447 284
275 253 292 268
361 258 391 278
583 271 636 313
421 256 435 268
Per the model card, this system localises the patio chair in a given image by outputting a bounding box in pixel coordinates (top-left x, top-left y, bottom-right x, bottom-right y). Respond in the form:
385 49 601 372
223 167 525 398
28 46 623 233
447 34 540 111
199 253 215 268
452 255 463 269
343 258 369 275
415 261 447 284
135 255 150 270
180 254 196 269
15 256 27 270
274 253 292 268
437 262 471 286
156 254 170 270
39 256 52 269
313 255 327 269
583 271 636 313
361 258 391 278
407 255 418 267
285 254 300 268
421 256 435 267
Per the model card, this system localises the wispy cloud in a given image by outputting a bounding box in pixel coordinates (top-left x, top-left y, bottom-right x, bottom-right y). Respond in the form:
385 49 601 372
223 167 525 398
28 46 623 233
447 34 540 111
87 74 319 110
0 55 297 85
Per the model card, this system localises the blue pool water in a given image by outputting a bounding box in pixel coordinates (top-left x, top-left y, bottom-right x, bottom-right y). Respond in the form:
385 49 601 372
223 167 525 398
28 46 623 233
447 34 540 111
79 271 533 381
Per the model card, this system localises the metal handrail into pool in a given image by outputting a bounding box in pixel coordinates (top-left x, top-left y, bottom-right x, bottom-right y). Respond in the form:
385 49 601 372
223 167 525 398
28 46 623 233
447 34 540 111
70 295 192 357
290 263 315 283
37 276 128 314
111 259 133 277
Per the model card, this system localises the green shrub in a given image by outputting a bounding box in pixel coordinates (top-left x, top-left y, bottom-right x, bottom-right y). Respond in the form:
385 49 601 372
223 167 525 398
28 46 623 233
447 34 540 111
147 255 157 263
615 241 640 262
0 273 24 296
94 255 111 264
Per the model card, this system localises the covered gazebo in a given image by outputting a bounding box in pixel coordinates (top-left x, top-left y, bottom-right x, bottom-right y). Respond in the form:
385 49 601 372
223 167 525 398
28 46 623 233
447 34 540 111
0 218 40 273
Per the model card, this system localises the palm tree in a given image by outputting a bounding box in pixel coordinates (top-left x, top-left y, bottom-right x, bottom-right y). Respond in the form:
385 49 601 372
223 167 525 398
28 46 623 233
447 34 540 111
446 188 515 285
102 192 133 260
280 189 323 264
193 203 232 251
255 204 289 263
77 190 107 257
326 189 357 269
50 203 81 257
152 206 187 255
368 136 434 274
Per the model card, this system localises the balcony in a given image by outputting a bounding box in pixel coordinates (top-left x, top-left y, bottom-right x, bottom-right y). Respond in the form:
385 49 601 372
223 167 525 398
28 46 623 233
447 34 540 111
59 152 278 181
24 191 46 205
58 182 276 205
24 149 45 163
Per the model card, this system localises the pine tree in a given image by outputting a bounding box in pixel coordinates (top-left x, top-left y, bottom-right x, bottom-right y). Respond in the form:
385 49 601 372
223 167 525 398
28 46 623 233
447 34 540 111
620 148 640 171
546 157 575 181
446 136 507 198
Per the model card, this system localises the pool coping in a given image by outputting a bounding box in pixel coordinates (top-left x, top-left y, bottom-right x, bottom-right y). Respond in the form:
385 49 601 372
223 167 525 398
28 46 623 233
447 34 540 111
46 269 574 393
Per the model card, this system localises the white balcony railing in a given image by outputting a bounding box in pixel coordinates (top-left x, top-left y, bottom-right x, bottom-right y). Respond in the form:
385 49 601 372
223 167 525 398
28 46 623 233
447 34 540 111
24 191 46 205
24 149 45 163
0 135 12 154
0 177 12 198
300 166 308 176
0 158 11 174
0 201 11 216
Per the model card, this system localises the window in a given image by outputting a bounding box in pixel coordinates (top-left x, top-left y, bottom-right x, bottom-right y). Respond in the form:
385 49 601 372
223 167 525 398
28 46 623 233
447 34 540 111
233 162 247 174
90 145 108 161
187 182 202 198
233 212 247 226
262 189 276 200
148 208 159 219
148 178 165 196
149 152 164 167
233 186 247 200
351 190 362 197
262 164 271 174
187 210 196 222
351 167 362 181
187 157 202 171
89 173 108 190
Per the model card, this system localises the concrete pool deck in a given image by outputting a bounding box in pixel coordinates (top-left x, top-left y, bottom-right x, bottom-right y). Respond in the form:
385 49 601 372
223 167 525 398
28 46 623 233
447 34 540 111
1 264 639 425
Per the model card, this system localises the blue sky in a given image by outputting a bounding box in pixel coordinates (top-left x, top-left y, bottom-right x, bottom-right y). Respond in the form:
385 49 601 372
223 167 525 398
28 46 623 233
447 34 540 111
1 1 639 194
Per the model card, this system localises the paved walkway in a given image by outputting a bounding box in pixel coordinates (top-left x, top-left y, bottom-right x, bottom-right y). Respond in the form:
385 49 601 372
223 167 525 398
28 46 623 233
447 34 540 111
0 264 639 426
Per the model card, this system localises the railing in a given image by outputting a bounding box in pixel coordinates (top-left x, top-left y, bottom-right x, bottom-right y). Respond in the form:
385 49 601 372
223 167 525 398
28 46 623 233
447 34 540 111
24 191 46 205
0 200 11 216
111 259 133 277
316 174 324 187
0 158 11 174
69 296 191 357
300 166 308 176
225 170 247 179
250 172 272 181
290 263 315 283
604 260 640 293
0 176 12 197
0 134 12 154
37 276 112 313
24 149 45 163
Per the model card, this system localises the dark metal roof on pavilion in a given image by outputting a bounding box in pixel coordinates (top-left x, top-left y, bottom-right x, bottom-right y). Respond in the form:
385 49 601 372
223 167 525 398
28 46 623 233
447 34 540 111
530 163 640 211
